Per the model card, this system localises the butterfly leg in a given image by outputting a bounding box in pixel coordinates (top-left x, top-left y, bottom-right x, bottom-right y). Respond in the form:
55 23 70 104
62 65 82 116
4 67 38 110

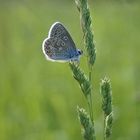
69 58 80 66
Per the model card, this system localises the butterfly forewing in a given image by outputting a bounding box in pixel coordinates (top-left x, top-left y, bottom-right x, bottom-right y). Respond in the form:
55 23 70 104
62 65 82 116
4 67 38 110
49 22 77 52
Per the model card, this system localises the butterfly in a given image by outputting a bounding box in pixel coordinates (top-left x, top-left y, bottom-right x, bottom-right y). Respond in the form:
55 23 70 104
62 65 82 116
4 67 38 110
42 22 83 62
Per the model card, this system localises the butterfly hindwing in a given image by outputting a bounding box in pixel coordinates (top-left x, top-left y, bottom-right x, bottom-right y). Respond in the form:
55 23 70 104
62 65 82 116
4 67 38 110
43 37 71 61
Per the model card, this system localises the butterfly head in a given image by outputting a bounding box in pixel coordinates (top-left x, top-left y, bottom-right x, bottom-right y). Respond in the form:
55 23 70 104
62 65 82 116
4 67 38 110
77 49 83 56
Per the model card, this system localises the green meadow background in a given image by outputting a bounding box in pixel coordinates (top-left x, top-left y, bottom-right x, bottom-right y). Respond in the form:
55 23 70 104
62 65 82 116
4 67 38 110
0 0 140 140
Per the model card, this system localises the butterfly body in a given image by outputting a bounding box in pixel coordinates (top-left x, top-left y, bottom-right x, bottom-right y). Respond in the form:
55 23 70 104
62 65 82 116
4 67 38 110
42 22 82 62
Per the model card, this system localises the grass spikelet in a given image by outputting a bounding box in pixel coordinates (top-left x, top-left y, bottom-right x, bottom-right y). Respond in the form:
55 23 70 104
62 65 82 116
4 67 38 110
77 107 96 140
69 0 97 139
75 0 96 66
105 112 113 138
69 1 113 140
69 63 91 98
100 77 112 116
100 77 113 139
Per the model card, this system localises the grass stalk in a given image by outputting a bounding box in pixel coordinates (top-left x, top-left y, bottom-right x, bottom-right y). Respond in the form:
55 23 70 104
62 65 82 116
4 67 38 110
69 0 113 140
69 0 96 139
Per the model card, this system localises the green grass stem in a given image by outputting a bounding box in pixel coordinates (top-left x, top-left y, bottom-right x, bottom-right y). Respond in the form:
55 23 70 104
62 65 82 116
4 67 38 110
70 1 113 140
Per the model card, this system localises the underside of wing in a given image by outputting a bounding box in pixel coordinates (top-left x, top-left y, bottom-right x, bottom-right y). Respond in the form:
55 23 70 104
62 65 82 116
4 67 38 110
48 22 77 52
42 37 71 61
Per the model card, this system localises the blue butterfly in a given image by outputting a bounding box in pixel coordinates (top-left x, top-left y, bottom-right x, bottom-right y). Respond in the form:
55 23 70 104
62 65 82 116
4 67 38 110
42 22 83 62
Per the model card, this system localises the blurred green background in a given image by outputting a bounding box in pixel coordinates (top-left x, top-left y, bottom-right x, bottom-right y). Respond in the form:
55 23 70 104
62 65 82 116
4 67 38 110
0 0 140 140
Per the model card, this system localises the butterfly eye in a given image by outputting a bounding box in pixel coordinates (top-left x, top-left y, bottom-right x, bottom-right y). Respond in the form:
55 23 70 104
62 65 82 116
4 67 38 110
77 49 83 55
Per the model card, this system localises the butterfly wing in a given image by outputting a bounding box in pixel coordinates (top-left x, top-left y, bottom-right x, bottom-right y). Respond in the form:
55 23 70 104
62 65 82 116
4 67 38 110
43 37 73 61
48 22 78 57
42 22 80 62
